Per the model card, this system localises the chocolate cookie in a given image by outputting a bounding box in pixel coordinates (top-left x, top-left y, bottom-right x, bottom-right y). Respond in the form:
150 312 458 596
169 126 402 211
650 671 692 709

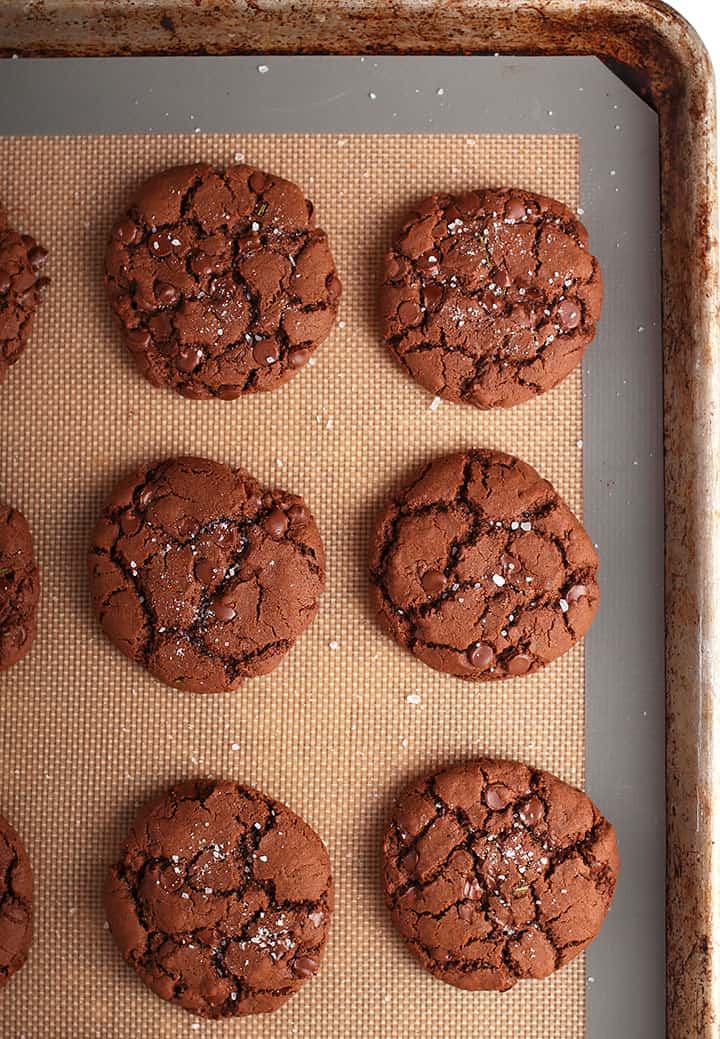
105 779 333 1017
105 162 341 398
369 449 598 679
0 205 49 386
89 457 325 693
383 758 618 990
380 188 602 409
0 813 33 987
0 504 40 672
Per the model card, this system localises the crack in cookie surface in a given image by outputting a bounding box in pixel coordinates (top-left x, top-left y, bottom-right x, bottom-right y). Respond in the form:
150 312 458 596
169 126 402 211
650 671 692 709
383 759 618 991
105 162 341 398
0 204 50 385
380 188 602 409
105 779 333 1018
0 814 33 986
0 503 40 672
369 449 599 680
88 456 325 693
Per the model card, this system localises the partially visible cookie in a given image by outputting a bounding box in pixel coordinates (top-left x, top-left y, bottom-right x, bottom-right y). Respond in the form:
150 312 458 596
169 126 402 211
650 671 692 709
369 449 598 679
105 162 341 398
380 188 602 409
105 779 333 1017
88 456 325 693
0 205 50 386
0 504 40 672
383 758 618 990
0 813 33 987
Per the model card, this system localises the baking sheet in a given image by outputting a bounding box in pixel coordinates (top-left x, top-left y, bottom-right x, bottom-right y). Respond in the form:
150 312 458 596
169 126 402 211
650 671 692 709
0 56 663 1038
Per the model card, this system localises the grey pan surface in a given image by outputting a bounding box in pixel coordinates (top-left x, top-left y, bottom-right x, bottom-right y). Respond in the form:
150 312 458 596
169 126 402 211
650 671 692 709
0 55 663 1038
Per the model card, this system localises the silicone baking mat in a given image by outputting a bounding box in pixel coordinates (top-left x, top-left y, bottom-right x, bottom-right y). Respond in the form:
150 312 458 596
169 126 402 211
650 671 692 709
0 56 664 1039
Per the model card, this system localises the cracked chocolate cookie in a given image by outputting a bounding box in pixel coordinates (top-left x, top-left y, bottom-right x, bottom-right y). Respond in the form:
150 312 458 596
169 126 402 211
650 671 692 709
383 758 618 990
105 162 341 398
369 449 598 680
105 779 333 1017
380 188 602 409
0 204 49 386
0 813 33 988
88 456 325 693
0 503 40 672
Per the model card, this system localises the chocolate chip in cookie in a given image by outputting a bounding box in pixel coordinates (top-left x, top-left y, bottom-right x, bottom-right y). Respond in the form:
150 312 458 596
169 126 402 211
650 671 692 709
383 758 618 990
88 456 325 693
380 188 602 409
0 205 50 386
369 449 598 679
0 813 33 988
105 779 333 1017
0 503 40 672
105 162 342 398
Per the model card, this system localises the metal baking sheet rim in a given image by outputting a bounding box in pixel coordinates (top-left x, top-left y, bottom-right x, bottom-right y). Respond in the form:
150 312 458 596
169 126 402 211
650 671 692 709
0 1 718 1037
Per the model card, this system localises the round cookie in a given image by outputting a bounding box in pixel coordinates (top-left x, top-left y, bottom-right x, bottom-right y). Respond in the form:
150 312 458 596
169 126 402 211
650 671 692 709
105 162 342 398
89 456 325 693
383 758 618 991
369 449 598 680
0 204 50 386
105 779 333 1017
380 188 602 409
0 813 33 987
0 503 40 672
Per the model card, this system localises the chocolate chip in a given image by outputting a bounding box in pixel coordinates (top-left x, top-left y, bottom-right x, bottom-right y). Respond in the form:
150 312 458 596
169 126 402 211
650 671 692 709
485 784 511 810
138 486 154 508
263 508 289 538
252 340 278 366
155 280 179 305
518 796 544 827
401 847 418 873
28 245 48 270
308 910 324 928
507 653 532 676
386 256 405 280
148 232 174 257
119 510 142 536
463 877 482 900
397 300 423 325
126 329 152 353
506 198 527 221
113 219 140 244
288 504 306 525
176 347 204 373
212 600 237 622
566 583 587 603
190 251 215 278
492 266 511 289
557 299 581 330
194 559 217 584
421 569 447 596
288 347 311 368
457 903 474 922
292 955 319 979
424 284 444 310
467 642 494 670
158 863 183 893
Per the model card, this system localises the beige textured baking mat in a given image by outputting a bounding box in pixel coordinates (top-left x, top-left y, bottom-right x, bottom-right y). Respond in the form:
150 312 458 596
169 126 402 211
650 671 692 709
0 133 584 1038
